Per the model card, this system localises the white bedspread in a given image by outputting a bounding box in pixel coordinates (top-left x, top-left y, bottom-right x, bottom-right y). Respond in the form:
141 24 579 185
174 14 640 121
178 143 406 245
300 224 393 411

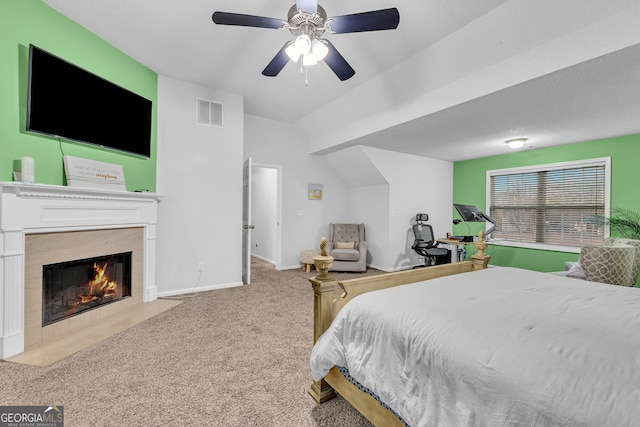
309 267 640 427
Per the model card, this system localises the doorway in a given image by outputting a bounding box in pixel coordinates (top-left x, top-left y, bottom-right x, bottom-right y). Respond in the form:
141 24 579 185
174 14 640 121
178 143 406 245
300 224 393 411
250 164 282 270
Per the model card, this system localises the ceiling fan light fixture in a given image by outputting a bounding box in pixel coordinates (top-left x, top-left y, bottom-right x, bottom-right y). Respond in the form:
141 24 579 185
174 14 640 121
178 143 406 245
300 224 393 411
213 5 400 82
285 43 301 62
294 34 312 55
303 53 318 66
311 39 329 61
505 138 527 149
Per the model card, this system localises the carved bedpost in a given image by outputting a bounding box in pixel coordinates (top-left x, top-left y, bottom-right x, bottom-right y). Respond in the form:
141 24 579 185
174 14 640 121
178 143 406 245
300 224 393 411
471 230 491 270
309 237 338 403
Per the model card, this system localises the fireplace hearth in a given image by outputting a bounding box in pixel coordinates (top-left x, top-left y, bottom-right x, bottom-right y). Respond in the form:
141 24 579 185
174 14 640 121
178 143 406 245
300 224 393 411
43 252 132 326
0 182 160 359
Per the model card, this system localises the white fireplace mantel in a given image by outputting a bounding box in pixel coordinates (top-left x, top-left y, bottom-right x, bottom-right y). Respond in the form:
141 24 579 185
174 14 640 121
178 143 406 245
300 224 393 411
0 182 161 358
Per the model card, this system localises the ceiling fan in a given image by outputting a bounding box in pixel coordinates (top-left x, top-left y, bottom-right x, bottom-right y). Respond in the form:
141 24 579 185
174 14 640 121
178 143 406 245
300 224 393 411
212 0 400 81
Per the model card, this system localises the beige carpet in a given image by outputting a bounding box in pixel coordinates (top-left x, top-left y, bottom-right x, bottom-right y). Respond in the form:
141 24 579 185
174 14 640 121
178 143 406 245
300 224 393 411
0 258 383 426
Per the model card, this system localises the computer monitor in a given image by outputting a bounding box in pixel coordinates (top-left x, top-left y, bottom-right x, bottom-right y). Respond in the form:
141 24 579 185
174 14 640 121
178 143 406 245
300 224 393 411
453 204 484 222
453 203 497 237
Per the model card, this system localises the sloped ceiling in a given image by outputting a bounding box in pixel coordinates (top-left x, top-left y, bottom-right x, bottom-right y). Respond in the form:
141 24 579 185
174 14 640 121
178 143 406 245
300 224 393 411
42 0 640 161
322 146 388 187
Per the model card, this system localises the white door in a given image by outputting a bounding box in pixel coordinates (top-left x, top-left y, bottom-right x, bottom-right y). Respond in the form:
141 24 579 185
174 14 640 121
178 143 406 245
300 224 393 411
242 157 254 284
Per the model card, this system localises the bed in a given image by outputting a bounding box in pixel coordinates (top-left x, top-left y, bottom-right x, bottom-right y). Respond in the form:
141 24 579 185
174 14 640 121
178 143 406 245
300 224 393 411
307 235 640 426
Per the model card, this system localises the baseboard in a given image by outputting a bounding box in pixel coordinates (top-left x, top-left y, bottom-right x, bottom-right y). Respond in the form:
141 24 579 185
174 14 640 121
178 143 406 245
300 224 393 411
158 281 243 298
251 253 275 264
280 264 304 270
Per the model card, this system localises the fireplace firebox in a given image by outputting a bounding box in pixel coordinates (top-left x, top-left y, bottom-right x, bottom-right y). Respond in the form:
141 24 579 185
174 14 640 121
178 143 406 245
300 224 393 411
42 252 132 326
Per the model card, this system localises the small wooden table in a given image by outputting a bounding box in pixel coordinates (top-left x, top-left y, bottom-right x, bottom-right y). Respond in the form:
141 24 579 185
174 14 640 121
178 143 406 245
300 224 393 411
300 249 321 273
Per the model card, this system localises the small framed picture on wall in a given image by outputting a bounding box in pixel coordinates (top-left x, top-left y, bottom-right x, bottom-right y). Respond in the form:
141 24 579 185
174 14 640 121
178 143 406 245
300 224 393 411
308 184 323 200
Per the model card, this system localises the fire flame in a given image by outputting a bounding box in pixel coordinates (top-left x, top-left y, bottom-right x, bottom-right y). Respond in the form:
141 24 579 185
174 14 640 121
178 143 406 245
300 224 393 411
91 261 117 294
76 261 118 306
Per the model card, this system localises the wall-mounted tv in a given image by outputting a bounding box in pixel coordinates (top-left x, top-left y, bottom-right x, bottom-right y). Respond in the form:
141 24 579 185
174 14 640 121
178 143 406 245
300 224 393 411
27 44 152 157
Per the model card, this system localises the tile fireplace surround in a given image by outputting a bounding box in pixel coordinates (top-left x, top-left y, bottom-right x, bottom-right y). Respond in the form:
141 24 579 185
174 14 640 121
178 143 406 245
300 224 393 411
0 182 160 359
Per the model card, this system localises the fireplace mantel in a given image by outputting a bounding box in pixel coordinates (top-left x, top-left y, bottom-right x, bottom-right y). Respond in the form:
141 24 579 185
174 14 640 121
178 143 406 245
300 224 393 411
0 182 161 358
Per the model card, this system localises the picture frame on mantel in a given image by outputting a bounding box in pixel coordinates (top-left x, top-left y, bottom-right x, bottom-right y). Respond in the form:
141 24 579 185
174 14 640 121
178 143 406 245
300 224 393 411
63 155 126 191
308 184 323 200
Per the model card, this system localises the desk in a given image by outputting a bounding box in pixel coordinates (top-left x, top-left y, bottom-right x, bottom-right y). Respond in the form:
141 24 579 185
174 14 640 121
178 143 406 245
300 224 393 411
437 239 471 263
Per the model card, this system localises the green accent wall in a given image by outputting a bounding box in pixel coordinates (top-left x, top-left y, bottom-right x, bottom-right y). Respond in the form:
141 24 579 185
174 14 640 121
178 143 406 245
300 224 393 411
0 1 157 191
453 135 640 286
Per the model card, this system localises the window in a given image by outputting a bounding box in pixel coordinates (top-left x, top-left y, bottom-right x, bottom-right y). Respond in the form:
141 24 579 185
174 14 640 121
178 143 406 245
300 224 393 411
487 158 610 250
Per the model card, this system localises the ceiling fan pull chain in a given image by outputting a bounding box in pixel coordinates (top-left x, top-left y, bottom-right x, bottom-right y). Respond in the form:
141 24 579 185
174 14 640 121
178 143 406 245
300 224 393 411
305 65 309 86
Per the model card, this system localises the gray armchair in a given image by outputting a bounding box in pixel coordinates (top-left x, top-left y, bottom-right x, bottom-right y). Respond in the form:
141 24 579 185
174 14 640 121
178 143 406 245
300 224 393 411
327 223 367 272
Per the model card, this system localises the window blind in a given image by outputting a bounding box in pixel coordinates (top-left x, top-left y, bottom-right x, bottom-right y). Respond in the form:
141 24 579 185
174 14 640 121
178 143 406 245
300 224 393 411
489 162 606 247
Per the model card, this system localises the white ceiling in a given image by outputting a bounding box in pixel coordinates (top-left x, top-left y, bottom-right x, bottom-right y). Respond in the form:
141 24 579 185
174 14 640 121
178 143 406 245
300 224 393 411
42 0 640 162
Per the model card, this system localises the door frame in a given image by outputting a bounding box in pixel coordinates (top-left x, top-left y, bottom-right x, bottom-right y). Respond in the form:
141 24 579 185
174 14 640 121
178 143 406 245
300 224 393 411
242 157 252 284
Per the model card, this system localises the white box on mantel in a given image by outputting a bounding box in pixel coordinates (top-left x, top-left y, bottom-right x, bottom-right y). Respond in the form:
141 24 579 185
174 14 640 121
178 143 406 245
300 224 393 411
63 155 126 191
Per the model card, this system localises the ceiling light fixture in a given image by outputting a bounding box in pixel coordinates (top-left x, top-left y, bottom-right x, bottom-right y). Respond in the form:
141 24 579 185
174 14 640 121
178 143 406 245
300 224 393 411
283 32 329 85
286 38 328 63
213 4 400 83
505 138 528 149
311 39 329 61
279 10 333 86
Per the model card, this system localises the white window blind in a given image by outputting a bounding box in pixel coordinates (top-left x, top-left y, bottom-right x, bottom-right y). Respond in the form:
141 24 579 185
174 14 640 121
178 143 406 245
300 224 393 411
488 158 610 248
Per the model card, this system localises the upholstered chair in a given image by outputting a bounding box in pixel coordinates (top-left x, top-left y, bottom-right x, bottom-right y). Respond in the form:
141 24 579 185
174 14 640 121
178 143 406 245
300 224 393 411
327 223 368 272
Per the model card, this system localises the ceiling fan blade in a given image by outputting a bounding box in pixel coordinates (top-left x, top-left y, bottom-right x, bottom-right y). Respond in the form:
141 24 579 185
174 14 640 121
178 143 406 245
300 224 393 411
323 40 355 81
296 0 318 14
262 43 292 77
328 8 400 34
212 12 286 29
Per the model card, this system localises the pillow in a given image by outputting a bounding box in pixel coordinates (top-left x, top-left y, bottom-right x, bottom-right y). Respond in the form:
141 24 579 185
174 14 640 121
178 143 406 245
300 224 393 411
581 244 636 286
566 261 586 279
336 241 355 249
606 238 640 277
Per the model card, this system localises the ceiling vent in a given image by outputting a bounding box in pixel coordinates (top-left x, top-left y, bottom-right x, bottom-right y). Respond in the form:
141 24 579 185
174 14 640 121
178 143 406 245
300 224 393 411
196 98 223 127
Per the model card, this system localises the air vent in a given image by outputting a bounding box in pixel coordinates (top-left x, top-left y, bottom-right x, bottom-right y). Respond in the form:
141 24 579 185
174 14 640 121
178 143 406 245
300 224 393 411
196 98 223 127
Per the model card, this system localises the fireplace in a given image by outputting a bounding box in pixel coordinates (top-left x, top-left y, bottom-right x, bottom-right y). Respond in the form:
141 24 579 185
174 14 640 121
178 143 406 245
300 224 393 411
42 252 132 326
0 182 160 359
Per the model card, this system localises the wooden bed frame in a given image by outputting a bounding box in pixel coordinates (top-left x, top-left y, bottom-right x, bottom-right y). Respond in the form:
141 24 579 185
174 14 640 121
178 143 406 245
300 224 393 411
308 232 491 426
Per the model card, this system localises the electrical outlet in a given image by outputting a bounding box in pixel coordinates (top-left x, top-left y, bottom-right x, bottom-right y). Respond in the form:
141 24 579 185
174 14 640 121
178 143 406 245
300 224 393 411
197 262 204 272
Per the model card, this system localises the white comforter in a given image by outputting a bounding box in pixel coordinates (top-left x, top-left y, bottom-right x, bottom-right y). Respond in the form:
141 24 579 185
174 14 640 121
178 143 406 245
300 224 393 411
309 267 640 427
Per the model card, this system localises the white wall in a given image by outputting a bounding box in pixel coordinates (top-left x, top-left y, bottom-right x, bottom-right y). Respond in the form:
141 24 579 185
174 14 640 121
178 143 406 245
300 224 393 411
298 146 451 271
156 75 244 295
244 114 352 269
358 147 454 271
322 145 453 272
348 185 390 269
155 83 452 282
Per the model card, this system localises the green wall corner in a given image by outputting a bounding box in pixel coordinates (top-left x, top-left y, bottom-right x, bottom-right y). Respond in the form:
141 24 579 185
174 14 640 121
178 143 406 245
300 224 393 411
453 135 640 286
1 0 157 191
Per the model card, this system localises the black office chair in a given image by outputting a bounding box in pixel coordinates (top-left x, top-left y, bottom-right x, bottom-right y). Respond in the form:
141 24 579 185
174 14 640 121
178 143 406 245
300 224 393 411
411 213 449 267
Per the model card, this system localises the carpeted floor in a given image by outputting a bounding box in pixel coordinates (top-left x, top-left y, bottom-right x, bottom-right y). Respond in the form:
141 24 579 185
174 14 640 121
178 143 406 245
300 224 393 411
0 258 383 426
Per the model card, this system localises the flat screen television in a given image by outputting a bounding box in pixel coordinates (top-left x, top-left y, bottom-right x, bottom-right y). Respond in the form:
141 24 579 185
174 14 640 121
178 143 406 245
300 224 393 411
26 44 152 157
